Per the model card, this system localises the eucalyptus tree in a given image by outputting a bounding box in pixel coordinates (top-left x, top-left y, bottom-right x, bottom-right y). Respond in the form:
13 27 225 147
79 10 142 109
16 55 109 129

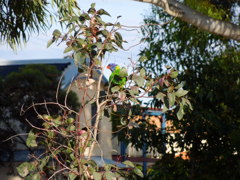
0 0 77 49
140 2 240 179
1 0 240 50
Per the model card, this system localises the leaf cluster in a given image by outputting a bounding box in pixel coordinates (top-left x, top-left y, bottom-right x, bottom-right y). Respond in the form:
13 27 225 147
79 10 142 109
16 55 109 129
18 112 144 179
0 0 79 49
47 3 125 72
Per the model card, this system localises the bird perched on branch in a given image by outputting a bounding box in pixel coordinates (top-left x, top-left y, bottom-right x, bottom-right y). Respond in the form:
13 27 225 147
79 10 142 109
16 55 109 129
107 63 128 89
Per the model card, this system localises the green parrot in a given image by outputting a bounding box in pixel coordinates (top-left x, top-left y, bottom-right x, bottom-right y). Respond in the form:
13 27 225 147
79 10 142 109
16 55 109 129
107 63 128 89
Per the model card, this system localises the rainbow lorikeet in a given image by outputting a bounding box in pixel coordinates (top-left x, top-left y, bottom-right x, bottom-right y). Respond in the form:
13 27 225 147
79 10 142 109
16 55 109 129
107 63 128 88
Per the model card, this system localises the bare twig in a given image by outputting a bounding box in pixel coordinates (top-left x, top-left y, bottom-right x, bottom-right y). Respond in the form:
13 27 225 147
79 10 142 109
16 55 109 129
2 133 29 142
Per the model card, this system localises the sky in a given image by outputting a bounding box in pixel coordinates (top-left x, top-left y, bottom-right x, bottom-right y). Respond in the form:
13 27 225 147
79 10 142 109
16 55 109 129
0 0 152 69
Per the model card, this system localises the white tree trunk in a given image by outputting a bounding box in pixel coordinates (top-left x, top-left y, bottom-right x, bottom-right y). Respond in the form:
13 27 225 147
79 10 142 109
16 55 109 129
135 0 240 41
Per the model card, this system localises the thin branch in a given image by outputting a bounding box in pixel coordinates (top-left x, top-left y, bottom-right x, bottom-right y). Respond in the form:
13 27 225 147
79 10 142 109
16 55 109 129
2 133 28 142
48 167 68 180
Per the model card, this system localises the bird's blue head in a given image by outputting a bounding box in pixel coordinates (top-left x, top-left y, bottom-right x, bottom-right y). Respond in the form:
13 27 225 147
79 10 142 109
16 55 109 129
107 63 118 72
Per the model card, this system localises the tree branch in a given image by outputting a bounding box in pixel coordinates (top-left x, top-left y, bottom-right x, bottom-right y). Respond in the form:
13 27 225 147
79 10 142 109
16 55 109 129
135 0 240 41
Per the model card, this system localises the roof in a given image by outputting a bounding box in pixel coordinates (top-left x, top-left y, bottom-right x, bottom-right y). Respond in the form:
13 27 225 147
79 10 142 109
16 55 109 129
0 58 108 89
90 156 127 168
0 59 72 78
0 150 127 168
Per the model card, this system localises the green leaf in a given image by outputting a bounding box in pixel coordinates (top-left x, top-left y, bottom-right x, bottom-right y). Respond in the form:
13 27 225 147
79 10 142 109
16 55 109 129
68 171 77 180
76 38 85 45
80 13 91 22
165 65 171 69
169 70 178 78
132 75 145 87
115 39 123 49
119 67 128 77
146 79 154 88
47 39 54 48
74 52 82 64
26 130 37 147
52 29 61 38
88 8 96 14
105 171 115 180
111 86 120 93
31 173 41 180
167 86 174 93
162 104 168 112
118 178 126 180
133 167 143 177
129 86 139 96
174 82 184 89
88 160 97 167
97 9 111 16
91 3 96 8
175 89 189 97
101 30 109 37
96 42 103 49
182 97 193 110
43 122 50 129
139 56 148 62
67 117 75 124
67 124 76 131
17 162 31 177
114 32 123 41
130 98 139 104
39 156 49 170
48 131 54 138
168 92 176 107
177 103 184 120
140 68 146 77
64 46 73 53
54 116 62 126
95 16 106 25
105 43 113 51
123 160 135 167
119 91 126 101
105 164 115 171
156 92 166 100
93 172 102 180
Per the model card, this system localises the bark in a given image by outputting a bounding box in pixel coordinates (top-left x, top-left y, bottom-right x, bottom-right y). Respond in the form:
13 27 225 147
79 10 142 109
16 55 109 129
135 0 240 41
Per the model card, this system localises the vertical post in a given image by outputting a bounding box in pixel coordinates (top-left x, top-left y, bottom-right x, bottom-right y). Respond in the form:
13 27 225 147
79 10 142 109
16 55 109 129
161 113 167 153
142 110 147 176
162 113 166 134
142 142 147 176
120 141 126 161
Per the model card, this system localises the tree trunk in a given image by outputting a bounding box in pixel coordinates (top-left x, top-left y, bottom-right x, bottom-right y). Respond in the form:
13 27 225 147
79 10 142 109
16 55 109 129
135 0 240 41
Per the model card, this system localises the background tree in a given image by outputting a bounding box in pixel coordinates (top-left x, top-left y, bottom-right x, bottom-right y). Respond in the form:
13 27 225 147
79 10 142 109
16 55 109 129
135 0 240 41
139 3 240 179
1 0 240 50
0 0 78 49
0 64 79 161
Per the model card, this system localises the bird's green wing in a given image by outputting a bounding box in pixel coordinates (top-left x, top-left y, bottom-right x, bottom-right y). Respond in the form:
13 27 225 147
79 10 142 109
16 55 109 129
109 66 127 88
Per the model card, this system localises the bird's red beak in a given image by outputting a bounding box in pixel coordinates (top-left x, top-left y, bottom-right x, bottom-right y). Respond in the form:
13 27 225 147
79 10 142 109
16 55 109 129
107 65 110 69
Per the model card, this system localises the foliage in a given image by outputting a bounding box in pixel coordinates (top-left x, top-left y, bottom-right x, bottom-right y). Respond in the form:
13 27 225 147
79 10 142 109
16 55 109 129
1 0 240 49
112 66 192 153
185 0 230 21
0 0 78 49
139 3 240 179
177 50 240 179
14 3 191 179
147 155 190 180
0 64 79 161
